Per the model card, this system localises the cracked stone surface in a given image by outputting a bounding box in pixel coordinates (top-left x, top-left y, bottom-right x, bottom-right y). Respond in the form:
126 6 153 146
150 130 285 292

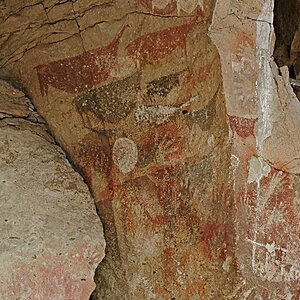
210 0 300 298
1 0 300 299
0 0 238 299
0 80 105 299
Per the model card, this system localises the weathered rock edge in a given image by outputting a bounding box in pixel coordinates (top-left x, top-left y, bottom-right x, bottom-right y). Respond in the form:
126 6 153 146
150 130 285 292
0 79 105 299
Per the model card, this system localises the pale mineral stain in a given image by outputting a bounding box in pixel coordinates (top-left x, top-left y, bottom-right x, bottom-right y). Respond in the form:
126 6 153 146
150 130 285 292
177 0 204 14
135 96 197 125
247 156 271 185
112 138 138 173
222 256 232 272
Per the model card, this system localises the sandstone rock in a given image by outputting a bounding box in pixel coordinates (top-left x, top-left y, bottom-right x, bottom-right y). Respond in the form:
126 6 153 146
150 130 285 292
1 0 300 299
0 82 105 299
0 79 30 118
0 1 238 299
210 0 300 298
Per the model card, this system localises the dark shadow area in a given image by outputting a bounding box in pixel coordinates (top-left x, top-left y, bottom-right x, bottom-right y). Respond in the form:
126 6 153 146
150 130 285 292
273 0 299 76
273 0 300 98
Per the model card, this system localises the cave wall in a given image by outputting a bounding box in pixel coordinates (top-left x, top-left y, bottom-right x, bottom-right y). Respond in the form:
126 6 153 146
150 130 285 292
210 0 300 298
0 0 237 299
273 0 300 70
1 0 300 299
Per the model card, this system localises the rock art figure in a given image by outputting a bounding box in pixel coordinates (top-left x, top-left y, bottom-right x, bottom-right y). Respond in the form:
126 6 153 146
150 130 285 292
74 73 139 124
228 116 257 139
126 19 199 69
146 71 183 100
36 24 129 96
112 138 138 173
177 55 218 103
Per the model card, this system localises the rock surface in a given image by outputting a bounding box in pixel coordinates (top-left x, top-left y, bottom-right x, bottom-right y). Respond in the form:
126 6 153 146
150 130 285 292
0 80 105 299
210 0 300 298
0 0 238 298
0 0 300 299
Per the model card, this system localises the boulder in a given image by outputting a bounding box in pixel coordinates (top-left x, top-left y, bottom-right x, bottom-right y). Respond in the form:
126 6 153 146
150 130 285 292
0 80 105 299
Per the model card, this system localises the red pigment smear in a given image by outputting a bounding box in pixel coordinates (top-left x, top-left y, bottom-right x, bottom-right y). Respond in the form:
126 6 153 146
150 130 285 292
184 280 205 300
126 19 200 67
234 32 255 61
177 54 218 102
228 115 257 139
199 221 227 261
36 24 128 96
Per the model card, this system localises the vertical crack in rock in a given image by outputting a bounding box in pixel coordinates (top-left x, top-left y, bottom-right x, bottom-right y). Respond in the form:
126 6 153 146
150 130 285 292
71 0 86 52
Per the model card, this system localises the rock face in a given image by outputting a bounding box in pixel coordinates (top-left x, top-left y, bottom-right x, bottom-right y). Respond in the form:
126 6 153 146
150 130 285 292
0 1 238 298
0 80 105 299
0 0 300 299
210 0 300 298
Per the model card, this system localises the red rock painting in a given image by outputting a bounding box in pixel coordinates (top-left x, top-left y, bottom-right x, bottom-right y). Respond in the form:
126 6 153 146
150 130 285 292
78 118 231 276
236 163 300 289
248 170 298 244
36 24 128 96
199 221 228 261
126 19 199 68
78 121 188 210
234 32 255 61
177 54 218 103
184 280 205 299
228 115 257 139
39 265 90 299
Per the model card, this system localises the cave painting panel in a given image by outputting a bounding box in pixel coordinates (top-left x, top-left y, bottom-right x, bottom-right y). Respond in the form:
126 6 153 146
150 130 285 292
78 94 230 297
241 166 300 285
36 24 128 96
126 19 200 68
63 12 231 298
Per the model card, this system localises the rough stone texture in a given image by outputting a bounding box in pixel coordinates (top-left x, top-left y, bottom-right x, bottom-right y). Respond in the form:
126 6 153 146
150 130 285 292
0 80 105 299
210 0 300 298
1 0 300 299
0 0 238 299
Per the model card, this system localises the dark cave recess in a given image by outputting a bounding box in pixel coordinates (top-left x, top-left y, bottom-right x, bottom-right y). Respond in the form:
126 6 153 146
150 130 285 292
273 0 300 78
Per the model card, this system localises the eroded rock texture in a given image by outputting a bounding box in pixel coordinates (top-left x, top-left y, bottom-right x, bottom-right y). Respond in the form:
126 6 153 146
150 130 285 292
0 0 237 299
1 0 300 299
0 80 105 299
210 0 300 298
